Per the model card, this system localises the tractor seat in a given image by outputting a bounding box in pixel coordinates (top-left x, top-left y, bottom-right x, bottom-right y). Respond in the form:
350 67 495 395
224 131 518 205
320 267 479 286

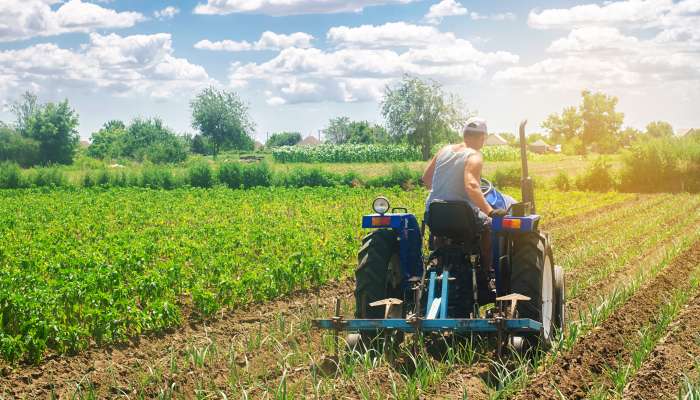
426 200 481 246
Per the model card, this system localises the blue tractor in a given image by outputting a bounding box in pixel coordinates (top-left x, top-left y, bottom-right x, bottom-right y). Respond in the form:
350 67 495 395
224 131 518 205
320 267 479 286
314 121 566 356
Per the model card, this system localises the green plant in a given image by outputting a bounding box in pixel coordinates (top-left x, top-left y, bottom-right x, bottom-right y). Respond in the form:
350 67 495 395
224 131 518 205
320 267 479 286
241 162 272 188
552 171 571 191
0 162 26 189
575 157 616 192
188 161 214 188
218 162 242 189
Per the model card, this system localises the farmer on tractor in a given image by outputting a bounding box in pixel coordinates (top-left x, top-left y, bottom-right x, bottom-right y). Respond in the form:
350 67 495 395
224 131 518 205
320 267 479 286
422 117 514 267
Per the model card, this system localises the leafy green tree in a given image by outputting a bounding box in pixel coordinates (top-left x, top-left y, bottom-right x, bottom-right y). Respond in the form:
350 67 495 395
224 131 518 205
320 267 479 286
10 91 38 135
324 117 352 144
580 90 624 150
88 120 127 159
0 124 40 167
619 127 642 147
267 132 302 147
190 87 255 156
542 106 582 143
24 100 80 165
123 118 187 163
190 134 213 155
381 76 465 160
645 121 674 138
526 133 548 144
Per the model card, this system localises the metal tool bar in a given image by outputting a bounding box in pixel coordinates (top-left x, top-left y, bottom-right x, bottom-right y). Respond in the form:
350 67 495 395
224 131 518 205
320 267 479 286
313 318 542 333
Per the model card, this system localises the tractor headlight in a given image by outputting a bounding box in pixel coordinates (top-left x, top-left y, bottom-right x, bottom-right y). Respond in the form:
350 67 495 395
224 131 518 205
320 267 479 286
372 196 390 214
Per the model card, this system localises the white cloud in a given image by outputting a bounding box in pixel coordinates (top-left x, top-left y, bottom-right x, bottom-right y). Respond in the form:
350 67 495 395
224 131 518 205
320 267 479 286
154 6 180 20
495 3 700 93
470 11 516 21
424 0 467 25
0 0 144 42
0 33 213 100
527 0 697 30
328 22 454 48
547 27 640 53
193 0 414 16
195 31 314 52
230 22 518 105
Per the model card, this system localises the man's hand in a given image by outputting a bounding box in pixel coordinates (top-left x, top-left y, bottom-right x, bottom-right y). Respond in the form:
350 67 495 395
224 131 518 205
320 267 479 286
488 209 508 218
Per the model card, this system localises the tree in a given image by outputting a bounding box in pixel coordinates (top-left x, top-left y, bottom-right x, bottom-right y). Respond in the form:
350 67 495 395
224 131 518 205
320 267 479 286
190 134 213 155
0 124 40 167
266 132 302 147
324 117 351 144
24 100 79 165
324 118 388 144
87 120 127 159
580 90 624 149
191 87 255 156
541 106 582 143
618 127 642 147
645 121 674 138
381 76 465 160
10 91 39 135
123 118 187 163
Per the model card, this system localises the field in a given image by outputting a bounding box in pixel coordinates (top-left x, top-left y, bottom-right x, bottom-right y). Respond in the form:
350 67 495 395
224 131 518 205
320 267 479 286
1 184 699 399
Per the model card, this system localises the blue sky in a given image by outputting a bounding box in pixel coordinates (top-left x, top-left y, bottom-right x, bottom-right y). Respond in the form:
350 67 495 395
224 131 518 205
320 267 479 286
1 0 698 142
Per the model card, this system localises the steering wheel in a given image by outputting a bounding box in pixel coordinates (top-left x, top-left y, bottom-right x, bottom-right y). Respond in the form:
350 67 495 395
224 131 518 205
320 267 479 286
480 178 494 196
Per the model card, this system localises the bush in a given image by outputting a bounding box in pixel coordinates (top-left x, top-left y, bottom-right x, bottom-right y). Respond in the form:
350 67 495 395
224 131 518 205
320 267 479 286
0 127 40 167
188 162 214 188
277 167 339 188
366 166 421 189
575 157 616 192
31 167 67 188
0 162 26 189
266 132 301 147
82 169 111 188
218 162 242 189
619 137 700 192
490 166 521 188
241 162 272 188
141 166 179 190
552 171 571 191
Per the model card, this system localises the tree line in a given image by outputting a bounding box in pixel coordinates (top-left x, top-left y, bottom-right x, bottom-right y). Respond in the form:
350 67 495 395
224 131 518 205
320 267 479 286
1 76 693 168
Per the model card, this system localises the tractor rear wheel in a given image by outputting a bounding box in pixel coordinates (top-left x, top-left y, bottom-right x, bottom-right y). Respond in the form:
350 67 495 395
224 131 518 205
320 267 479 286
351 229 403 352
354 229 401 319
509 232 555 348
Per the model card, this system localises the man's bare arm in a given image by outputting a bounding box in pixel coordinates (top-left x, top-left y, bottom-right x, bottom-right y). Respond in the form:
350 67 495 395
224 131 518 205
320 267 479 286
463 152 493 215
422 148 441 189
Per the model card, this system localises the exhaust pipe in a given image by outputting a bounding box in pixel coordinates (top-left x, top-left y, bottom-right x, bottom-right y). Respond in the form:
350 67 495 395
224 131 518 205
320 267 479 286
519 120 535 214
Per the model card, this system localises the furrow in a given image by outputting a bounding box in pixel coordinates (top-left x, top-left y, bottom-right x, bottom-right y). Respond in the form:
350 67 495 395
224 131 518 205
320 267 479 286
622 293 700 400
513 239 700 400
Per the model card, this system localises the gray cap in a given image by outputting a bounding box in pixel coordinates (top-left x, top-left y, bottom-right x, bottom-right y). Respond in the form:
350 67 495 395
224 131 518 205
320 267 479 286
463 117 487 136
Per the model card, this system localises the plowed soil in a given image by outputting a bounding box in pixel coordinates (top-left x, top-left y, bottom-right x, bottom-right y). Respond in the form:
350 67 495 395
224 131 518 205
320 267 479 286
623 294 700 399
0 280 355 399
513 239 700 400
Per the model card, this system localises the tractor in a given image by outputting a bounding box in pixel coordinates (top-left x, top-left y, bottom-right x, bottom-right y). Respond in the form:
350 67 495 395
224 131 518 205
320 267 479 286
314 121 566 357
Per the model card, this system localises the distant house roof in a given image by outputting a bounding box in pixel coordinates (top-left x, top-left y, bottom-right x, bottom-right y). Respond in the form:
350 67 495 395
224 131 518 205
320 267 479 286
299 136 321 146
530 139 549 147
675 128 694 137
485 133 508 146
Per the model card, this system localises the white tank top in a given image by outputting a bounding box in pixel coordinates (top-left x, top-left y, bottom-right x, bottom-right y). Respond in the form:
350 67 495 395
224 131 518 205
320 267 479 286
425 146 478 210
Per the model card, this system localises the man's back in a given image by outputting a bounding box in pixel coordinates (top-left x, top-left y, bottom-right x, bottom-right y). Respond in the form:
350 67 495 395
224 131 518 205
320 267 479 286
425 144 478 209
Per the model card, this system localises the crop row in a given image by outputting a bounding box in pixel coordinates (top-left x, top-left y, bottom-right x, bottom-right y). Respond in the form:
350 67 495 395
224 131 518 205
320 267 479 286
0 187 630 364
272 144 422 163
